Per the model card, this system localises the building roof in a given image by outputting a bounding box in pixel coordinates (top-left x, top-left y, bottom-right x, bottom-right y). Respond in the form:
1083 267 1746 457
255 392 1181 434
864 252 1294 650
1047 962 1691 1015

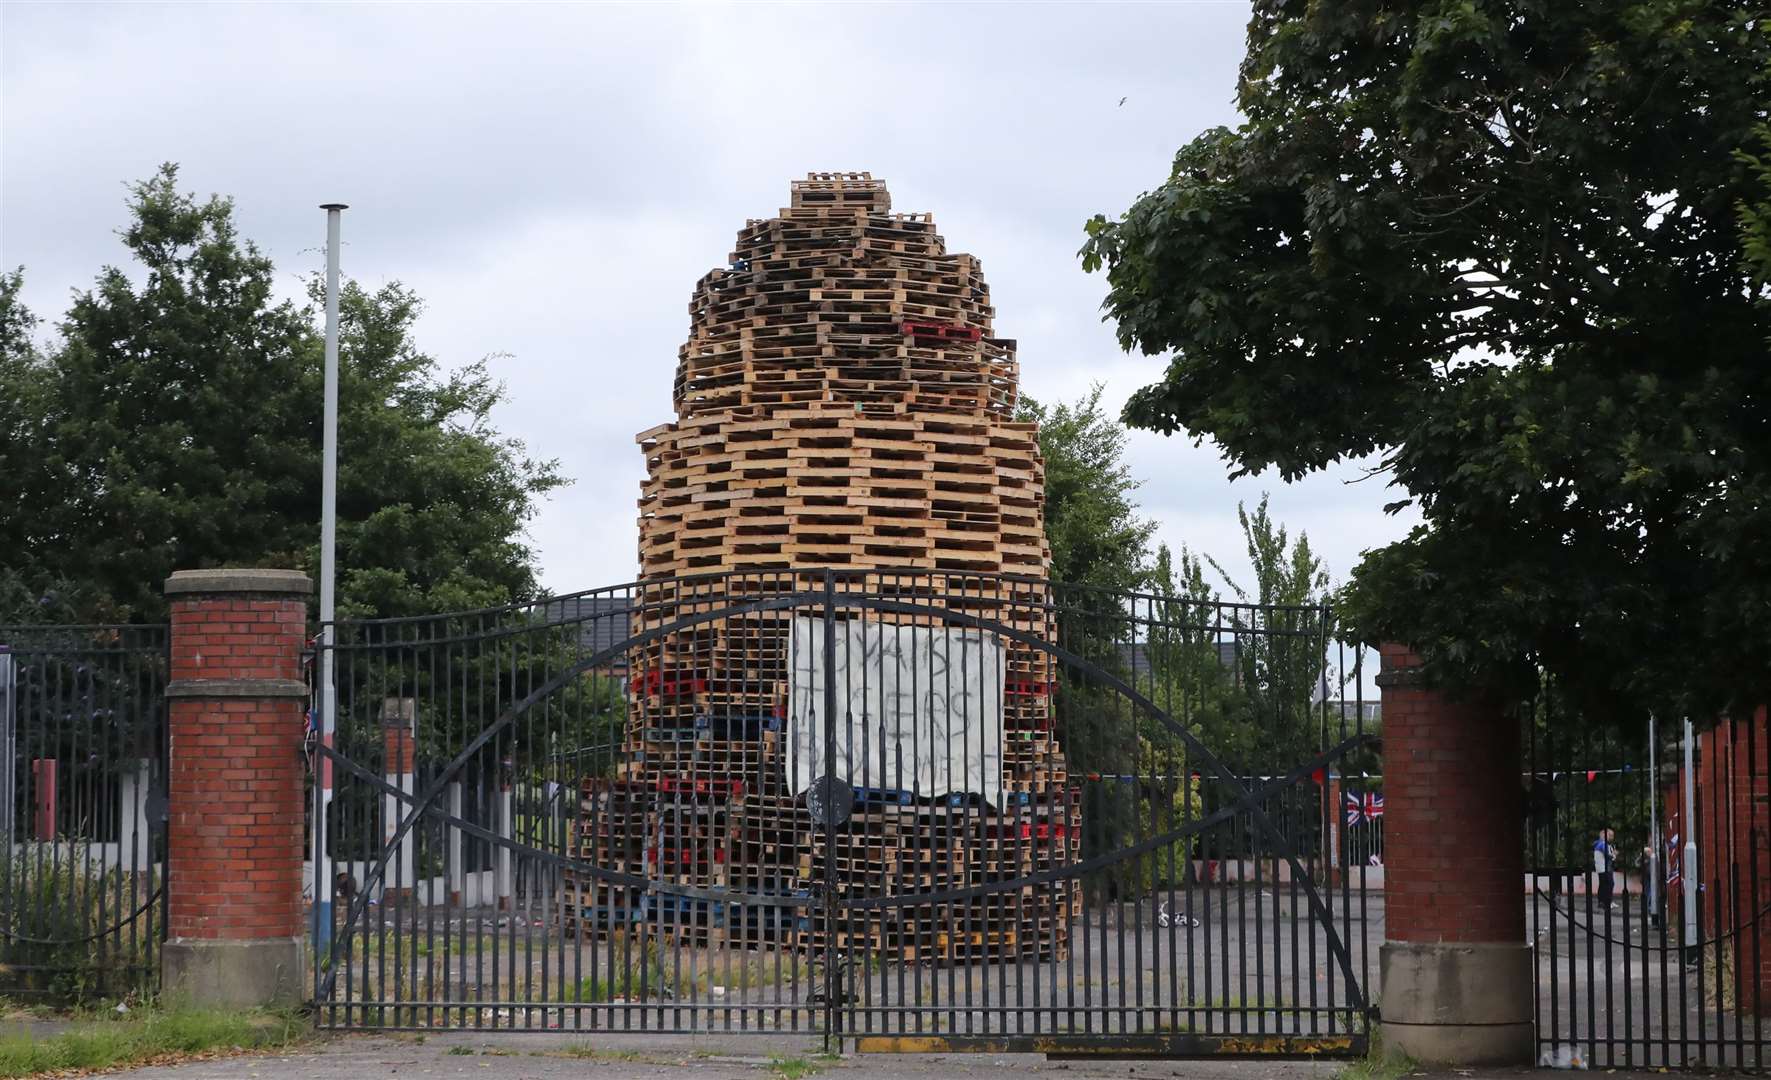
541 594 635 668
1116 640 1241 681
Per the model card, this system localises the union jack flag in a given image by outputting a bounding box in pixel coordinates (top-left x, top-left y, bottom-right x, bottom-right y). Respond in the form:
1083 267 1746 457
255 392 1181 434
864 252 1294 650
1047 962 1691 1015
1666 833 1681 885
1345 791 1384 826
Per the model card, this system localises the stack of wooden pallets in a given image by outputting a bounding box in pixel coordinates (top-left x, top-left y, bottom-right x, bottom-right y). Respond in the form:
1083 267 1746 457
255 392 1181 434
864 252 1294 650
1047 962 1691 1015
566 173 1077 963
636 408 1045 577
797 790 1083 962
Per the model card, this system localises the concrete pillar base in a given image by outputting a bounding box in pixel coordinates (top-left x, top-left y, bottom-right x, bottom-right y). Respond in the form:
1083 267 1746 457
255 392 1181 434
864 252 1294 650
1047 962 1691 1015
1379 941 1533 1065
162 937 306 1008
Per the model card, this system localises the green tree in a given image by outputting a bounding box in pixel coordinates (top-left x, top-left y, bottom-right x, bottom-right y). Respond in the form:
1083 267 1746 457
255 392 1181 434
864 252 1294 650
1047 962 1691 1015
0 270 79 622
1021 384 1154 598
1206 495 1332 768
1743 123 1771 290
1145 542 1226 714
1081 3 1771 722
20 165 563 622
1146 542 1250 769
1139 544 1226 885
1141 499 1334 770
0 271 45 514
42 169 317 619
1022 386 1158 897
1021 385 1156 677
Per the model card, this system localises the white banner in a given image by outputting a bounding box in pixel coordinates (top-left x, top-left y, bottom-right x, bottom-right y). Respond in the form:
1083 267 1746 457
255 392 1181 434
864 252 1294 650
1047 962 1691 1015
786 616 1004 807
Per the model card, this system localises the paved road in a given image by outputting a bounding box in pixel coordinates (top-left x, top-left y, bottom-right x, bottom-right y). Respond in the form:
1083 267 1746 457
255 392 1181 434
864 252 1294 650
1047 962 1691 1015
111 1034 1325 1079
106 1032 1696 1080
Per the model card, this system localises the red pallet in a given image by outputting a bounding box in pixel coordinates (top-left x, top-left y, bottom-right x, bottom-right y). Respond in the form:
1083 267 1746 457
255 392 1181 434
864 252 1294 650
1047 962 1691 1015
654 776 746 798
647 846 729 866
901 319 983 343
629 669 709 698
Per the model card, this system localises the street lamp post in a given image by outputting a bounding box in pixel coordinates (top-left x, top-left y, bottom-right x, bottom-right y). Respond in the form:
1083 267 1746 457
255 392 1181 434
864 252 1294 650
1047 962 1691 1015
315 202 347 957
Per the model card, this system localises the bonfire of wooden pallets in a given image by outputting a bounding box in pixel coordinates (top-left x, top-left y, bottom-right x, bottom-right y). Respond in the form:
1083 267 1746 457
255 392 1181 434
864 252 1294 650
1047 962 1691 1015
561 173 1079 964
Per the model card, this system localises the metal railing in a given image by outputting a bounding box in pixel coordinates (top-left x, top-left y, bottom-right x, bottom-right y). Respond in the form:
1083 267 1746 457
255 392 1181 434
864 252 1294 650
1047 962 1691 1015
1527 697 1769 1070
0 625 169 1001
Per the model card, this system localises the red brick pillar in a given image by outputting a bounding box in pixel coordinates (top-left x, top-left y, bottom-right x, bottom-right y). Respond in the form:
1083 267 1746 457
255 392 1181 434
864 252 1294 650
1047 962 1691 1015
381 698 417 902
1376 643 1531 1064
163 569 310 1006
31 760 56 840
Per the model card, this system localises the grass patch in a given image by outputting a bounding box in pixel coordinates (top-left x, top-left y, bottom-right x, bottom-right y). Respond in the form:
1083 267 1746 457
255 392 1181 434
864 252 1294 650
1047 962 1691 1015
0 1005 306 1077
546 1045 681 1064
323 929 487 971
1334 1030 1413 1080
559 965 670 1003
369 931 433 960
551 1045 644 1060
554 936 671 1002
767 1053 837 1080
557 947 798 1002
678 954 795 996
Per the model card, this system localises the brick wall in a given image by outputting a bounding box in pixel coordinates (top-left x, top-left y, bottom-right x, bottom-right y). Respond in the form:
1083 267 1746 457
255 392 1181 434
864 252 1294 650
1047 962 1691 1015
165 571 309 944
1730 707 1770 1014
1378 643 1524 944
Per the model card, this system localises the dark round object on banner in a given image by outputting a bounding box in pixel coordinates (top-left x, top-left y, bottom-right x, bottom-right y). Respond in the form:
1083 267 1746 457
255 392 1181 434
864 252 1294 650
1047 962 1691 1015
806 775 854 828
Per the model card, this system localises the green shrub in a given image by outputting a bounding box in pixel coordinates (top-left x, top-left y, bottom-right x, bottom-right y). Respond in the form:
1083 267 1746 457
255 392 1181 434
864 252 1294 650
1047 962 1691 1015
0 844 158 1002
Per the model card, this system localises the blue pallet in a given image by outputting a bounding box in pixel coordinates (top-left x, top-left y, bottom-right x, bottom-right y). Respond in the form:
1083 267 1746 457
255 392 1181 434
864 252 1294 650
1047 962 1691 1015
842 788 1032 810
638 726 699 743
853 786 915 807
651 895 725 919
694 713 783 737
579 896 728 924
574 904 643 925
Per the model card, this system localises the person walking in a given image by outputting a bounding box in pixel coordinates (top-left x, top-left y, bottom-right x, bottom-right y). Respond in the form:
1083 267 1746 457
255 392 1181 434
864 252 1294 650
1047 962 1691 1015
1593 826 1618 911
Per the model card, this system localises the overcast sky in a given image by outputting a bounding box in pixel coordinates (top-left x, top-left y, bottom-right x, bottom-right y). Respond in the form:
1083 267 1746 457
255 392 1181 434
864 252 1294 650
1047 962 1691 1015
2 1 1418 604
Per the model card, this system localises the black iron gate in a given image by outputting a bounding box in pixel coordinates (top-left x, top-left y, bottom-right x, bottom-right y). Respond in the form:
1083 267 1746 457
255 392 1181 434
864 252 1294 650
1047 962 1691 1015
0 625 169 1001
313 571 1374 1053
1526 694 1769 1070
